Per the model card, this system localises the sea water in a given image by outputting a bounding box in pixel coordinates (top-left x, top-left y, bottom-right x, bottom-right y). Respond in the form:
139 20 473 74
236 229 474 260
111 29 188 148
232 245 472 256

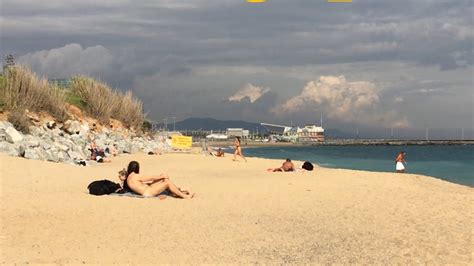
244 145 474 187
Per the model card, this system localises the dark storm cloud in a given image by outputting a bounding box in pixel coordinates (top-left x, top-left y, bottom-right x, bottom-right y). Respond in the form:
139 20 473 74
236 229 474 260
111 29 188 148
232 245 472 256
1 0 473 129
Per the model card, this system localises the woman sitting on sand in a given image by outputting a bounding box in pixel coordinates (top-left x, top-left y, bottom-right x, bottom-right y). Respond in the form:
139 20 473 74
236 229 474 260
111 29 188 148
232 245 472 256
121 161 194 199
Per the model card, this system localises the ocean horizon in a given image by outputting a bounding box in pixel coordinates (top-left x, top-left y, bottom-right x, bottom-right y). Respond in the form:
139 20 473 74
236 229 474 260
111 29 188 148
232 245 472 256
242 145 474 187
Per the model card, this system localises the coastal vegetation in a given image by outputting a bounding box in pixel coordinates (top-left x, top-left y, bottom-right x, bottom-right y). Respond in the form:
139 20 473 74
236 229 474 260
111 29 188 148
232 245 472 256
0 66 145 133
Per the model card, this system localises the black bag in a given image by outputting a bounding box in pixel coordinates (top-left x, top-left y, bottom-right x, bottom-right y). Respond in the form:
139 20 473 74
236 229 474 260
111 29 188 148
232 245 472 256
87 179 122 195
302 161 314 171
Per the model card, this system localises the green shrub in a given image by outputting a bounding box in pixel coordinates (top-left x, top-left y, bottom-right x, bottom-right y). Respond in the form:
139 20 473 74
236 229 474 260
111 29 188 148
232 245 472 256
142 120 152 131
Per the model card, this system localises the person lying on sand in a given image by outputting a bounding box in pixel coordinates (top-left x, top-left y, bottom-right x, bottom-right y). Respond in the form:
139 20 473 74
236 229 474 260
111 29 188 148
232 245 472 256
267 158 295 172
215 148 225 157
89 141 111 163
121 161 194 199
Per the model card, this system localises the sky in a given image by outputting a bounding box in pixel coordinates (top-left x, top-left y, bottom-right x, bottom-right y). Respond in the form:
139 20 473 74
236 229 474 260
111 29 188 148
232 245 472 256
1 0 473 136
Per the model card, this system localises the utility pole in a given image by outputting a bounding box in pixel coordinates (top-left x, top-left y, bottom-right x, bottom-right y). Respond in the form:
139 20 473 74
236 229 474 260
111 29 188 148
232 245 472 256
425 128 429 141
172 117 176 131
163 118 168 132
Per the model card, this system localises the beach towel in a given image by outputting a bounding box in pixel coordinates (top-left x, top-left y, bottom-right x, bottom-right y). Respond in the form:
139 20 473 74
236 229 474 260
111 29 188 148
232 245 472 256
111 190 171 199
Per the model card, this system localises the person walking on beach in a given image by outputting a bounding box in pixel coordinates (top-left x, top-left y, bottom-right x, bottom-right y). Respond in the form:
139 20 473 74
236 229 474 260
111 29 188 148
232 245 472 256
233 136 247 162
395 151 406 173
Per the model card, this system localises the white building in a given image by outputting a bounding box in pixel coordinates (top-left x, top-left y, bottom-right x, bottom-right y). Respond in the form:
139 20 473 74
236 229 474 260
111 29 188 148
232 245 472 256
226 128 249 138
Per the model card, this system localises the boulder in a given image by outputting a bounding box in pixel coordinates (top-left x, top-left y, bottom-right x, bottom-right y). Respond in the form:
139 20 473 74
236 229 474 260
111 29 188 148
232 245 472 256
41 141 52 150
64 120 82 135
0 142 20 156
54 142 69 152
44 150 59 162
29 126 45 137
79 123 90 137
24 148 40 160
57 151 71 163
24 139 40 148
35 147 49 161
0 121 13 130
67 150 79 160
5 126 23 143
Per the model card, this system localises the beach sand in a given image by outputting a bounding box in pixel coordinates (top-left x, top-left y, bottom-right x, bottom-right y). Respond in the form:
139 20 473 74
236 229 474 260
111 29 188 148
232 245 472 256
1 153 472 264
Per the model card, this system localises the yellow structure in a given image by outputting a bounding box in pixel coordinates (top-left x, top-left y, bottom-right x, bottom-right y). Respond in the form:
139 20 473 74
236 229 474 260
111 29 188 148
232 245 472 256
246 0 266 3
171 136 193 149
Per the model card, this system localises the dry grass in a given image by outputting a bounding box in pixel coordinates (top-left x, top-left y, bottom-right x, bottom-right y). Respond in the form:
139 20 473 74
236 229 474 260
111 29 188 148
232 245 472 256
70 76 144 129
8 108 31 134
70 76 114 124
0 66 69 122
111 90 144 130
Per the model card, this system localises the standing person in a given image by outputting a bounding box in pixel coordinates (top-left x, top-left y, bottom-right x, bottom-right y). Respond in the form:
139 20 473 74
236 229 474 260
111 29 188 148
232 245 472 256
233 136 247 162
395 151 407 173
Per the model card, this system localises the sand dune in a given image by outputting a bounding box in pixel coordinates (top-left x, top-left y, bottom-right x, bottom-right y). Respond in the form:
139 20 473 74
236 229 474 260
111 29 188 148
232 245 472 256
0 153 472 264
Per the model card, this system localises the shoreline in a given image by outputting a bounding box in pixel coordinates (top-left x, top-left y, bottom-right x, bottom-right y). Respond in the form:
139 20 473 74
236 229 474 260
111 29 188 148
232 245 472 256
202 139 474 148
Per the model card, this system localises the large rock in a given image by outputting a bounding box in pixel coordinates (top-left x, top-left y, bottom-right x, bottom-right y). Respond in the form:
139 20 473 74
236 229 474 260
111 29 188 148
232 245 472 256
5 126 23 143
44 150 59 162
29 126 45 137
64 120 82 135
79 123 90 137
54 142 69 152
40 141 52 150
23 138 40 148
24 148 40 160
0 142 20 156
57 151 71 163
0 121 13 131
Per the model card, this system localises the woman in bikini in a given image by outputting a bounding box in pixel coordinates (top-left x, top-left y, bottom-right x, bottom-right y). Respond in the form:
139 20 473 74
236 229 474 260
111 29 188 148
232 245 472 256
122 161 194 198
233 136 247 162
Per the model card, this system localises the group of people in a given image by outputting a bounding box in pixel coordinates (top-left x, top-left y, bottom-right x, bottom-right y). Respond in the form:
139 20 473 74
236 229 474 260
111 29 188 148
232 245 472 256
89 141 118 163
96 135 408 199
209 137 246 161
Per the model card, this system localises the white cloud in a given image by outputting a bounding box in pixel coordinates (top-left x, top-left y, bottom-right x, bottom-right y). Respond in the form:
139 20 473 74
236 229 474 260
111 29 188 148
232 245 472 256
228 83 271 103
273 76 410 128
18 43 113 78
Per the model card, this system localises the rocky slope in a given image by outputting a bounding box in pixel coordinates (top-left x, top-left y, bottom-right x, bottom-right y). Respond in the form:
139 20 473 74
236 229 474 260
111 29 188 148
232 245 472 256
0 119 159 165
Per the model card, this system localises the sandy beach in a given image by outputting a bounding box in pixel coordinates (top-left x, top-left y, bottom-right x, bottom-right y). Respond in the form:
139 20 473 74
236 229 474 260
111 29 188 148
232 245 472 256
0 152 472 264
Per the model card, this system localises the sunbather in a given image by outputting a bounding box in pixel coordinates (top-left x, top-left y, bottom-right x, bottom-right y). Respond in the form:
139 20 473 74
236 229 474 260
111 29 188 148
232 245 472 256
215 148 225 157
267 158 295 172
122 161 194 198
